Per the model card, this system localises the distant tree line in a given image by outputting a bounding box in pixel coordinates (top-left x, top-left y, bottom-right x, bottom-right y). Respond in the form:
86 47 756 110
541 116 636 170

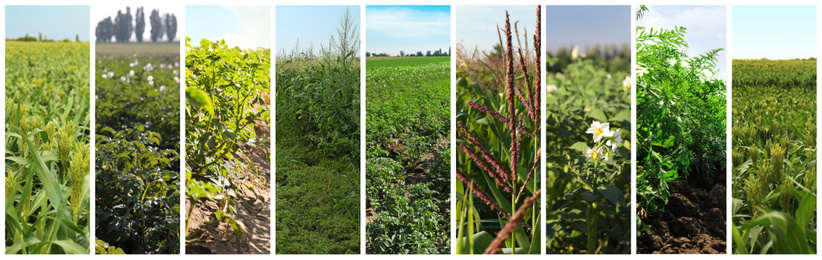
7 32 83 43
366 47 451 58
95 6 177 43
547 43 631 73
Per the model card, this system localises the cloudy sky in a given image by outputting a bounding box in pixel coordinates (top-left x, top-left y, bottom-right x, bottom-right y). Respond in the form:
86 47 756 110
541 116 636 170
457 5 537 52
546 5 630 53
639 5 727 81
733 5 816 59
92 5 181 42
188 5 270 49
6 5 90 41
276 5 359 56
366 5 450 56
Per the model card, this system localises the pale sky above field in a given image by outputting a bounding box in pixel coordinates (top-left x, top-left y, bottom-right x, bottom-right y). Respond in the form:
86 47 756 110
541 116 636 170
457 6 537 52
276 5 360 57
6 5 90 41
546 6 630 53
188 6 270 49
639 5 727 81
92 5 181 42
366 5 450 56
733 6 816 59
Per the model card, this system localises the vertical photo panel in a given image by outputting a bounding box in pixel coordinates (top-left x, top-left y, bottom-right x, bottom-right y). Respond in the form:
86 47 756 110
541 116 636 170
365 5 451 254
275 5 361 254
184 5 271 254
94 5 181 254
5 5 91 255
455 5 542 255
731 5 816 255
635 5 728 254
543 5 631 254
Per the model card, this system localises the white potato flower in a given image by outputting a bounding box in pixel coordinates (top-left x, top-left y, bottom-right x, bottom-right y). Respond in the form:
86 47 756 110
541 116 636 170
586 121 610 142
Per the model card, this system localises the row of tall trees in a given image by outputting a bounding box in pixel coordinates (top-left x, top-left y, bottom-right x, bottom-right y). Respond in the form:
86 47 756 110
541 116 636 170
95 6 177 43
366 47 451 58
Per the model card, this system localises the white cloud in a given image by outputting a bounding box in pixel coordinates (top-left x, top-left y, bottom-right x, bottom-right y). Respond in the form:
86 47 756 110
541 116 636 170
217 6 270 49
367 7 450 39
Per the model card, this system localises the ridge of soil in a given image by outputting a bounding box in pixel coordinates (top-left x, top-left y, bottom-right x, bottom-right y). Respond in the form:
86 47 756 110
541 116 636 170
186 120 271 254
638 173 726 254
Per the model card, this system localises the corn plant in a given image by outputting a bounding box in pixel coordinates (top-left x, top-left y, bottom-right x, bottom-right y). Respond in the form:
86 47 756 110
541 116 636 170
185 38 270 245
5 41 90 254
455 6 541 254
731 59 816 254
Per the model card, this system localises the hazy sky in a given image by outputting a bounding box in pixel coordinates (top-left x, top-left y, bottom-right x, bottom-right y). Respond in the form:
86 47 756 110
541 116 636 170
6 5 90 41
639 5 727 81
457 6 537 51
188 5 270 49
276 5 359 56
92 5 181 42
546 5 630 53
733 5 816 59
366 5 450 56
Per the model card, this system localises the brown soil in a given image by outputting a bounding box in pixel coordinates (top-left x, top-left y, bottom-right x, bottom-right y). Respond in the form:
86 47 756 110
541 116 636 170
186 120 270 254
638 177 726 254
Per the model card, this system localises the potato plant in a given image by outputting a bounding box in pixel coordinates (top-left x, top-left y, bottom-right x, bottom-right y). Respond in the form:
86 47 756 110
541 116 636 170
185 38 270 244
455 7 541 254
5 41 90 254
366 56 450 253
95 53 180 254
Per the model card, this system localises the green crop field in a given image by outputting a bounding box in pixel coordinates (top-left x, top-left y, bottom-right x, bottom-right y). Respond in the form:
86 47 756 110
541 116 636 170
366 56 450 254
5 41 91 254
731 59 817 254
95 45 181 254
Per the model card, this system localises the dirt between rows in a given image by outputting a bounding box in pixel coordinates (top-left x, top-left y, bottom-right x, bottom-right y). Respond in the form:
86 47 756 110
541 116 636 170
638 176 726 254
186 120 271 254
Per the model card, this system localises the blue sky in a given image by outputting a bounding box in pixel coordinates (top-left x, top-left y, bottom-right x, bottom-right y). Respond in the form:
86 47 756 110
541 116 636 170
457 6 537 51
276 5 359 57
733 6 816 59
639 5 727 81
188 6 270 49
6 5 90 41
546 6 630 53
366 5 450 56
93 5 181 42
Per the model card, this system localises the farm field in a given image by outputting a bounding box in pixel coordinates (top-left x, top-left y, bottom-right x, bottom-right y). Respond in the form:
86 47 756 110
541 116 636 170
96 43 179 57
731 59 817 254
94 43 181 254
184 38 271 254
635 6 727 254
275 6 360 254
454 6 542 255
366 56 451 254
5 41 91 254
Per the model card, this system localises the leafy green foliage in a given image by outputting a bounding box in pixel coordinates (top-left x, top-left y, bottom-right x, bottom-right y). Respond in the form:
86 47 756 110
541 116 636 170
95 53 180 254
5 41 90 254
366 56 450 254
635 9 726 219
275 8 360 254
731 59 816 254
544 56 631 253
184 37 269 244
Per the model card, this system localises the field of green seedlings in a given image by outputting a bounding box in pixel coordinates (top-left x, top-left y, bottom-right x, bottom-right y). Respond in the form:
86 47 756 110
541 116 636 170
366 56 450 254
185 38 270 254
731 59 816 254
455 7 541 255
543 52 631 253
5 41 90 254
95 45 180 254
635 6 727 254
276 9 360 254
